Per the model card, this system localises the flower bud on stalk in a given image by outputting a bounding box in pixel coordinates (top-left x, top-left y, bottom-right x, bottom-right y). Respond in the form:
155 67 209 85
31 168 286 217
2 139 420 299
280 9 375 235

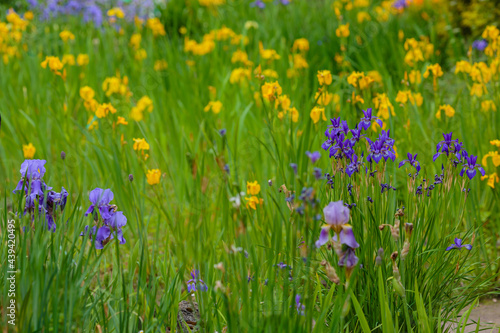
320 260 340 284
391 251 406 298
401 223 413 260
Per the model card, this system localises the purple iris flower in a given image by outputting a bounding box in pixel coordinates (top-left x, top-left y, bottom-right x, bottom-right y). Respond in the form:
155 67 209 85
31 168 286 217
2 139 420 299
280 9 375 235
316 223 357 248
93 211 127 249
433 132 459 161
280 0 291 4
295 294 305 315
250 0 266 8
392 0 409 9
83 4 103 26
360 108 382 131
290 163 298 174
85 188 115 220
472 39 488 51
306 151 321 164
399 153 421 172
459 154 485 179
446 238 472 251
338 247 359 268
346 153 364 177
187 270 208 292
219 128 227 136
349 123 364 145
313 167 323 180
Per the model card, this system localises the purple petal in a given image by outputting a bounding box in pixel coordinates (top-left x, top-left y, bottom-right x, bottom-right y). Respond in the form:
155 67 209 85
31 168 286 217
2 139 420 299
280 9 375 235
315 227 330 248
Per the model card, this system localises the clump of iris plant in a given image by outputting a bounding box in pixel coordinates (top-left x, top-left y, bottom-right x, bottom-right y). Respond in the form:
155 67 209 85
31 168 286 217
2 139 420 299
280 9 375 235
13 159 68 232
81 188 127 249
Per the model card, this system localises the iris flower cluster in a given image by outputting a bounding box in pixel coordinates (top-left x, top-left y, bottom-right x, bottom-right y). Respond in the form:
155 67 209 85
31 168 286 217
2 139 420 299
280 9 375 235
28 0 154 25
433 132 485 180
81 188 127 249
321 109 396 178
13 159 68 232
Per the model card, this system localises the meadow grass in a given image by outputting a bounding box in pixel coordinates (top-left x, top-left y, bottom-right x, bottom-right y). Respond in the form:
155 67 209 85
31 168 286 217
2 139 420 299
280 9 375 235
0 0 499 332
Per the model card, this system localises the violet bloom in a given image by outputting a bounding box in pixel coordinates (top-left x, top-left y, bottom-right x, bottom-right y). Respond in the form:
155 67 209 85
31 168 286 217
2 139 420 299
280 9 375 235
346 153 364 177
290 163 298 174
446 238 472 251
250 0 266 8
295 294 305 316
399 153 421 172
360 108 382 130
459 154 485 179
279 0 291 4
94 211 127 249
315 202 351 247
306 151 321 164
349 123 364 145
433 132 459 161
13 159 48 196
219 128 226 136
85 188 115 220
472 39 488 51
187 270 208 293
338 247 359 268
392 0 409 9
313 167 322 180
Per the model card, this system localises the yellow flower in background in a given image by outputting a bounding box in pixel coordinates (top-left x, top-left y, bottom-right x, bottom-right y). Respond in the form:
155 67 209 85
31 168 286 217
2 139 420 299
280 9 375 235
317 70 332 86
146 169 161 185
62 54 75 65
244 20 258 30
204 101 223 114
274 94 291 111
481 173 499 188
230 67 251 84
59 30 75 42
24 11 34 20
137 96 154 112
259 42 281 61
107 7 125 18
199 0 226 6
263 69 279 79
77 54 89 66
231 49 248 64
134 48 147 61
408 70 421 84
336 23 350 38
481 100 497 112
482 151 500 167
470 83 486 97
423 63 443 89
41 56 64 75
455 60 471 74
133 138 150 152
95 103 117 118
23 143 36 158
315 91 333 106
261 81 282 101
102 74 130 97
310 106 326 124
482 25 499 40
245 196 261 210
116 116 128 125
367 71 382 83
490 140 500 148
80 86 95 101
413 93 423 106
130 33 142 50
395 90 412 104
87 116 98 130
288 107 299 123
357 12 371 23
291 54 308 69
147 18 166 37
435 105 455 119
154 60 168 71
247 181 261 195
292 38 309 52
373 93 394 119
